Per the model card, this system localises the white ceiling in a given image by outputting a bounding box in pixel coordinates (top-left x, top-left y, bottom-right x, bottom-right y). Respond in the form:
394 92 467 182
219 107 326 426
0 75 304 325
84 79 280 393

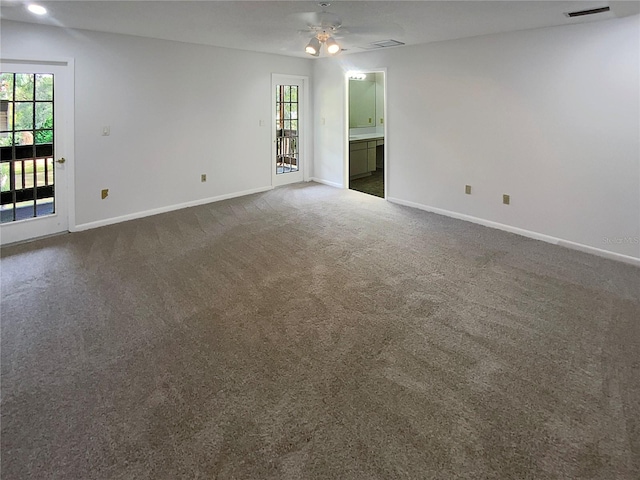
1 1 636 58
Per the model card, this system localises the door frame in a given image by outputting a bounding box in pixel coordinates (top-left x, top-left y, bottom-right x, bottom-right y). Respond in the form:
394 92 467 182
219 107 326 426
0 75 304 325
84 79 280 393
0 56 75 245
271 73 309 187
344 67 388 198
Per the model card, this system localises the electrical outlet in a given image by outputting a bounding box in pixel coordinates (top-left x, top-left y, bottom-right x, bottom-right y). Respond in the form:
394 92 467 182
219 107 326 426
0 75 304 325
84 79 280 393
465 185 472 195
101 189 109 199
503 194 510 205
201 174 207 182
380 118 384 124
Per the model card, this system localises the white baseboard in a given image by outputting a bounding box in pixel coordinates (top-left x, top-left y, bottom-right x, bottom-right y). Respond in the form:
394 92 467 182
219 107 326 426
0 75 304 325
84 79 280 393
73 185 274 232
310 177 343 189
387 197 640 267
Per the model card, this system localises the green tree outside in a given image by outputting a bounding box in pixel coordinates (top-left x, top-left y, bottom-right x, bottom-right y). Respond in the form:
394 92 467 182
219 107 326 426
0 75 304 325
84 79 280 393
0 72 53 147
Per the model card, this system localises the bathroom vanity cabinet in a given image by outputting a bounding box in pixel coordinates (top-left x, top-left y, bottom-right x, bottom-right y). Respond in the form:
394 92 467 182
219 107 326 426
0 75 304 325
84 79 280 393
349 136 383 178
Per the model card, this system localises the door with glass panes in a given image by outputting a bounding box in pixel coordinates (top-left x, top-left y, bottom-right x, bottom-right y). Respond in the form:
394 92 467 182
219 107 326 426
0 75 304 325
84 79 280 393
0 62 70 245
272 74 305 186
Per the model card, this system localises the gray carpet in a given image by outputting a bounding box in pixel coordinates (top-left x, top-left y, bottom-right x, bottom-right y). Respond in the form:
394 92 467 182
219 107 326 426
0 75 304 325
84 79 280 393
1 182 639 479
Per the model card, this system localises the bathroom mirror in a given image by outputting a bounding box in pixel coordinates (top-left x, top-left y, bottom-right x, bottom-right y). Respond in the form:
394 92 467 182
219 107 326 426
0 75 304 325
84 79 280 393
349 78 376 128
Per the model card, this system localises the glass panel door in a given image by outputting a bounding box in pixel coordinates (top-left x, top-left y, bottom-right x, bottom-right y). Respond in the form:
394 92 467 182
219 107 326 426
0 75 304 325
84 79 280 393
1 72 55 223
275 84 299 174
0 60 71 245
272 74 305 187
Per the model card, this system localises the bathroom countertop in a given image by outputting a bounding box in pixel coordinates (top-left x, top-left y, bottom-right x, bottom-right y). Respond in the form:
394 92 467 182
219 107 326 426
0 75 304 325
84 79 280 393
349 133 384 142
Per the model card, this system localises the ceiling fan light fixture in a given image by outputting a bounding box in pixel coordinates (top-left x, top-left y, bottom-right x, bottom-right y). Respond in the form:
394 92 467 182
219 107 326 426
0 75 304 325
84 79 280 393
325 36 340 55
305 37 321 56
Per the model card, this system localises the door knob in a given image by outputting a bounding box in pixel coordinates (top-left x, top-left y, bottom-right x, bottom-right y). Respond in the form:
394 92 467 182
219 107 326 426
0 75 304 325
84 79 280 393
56 157 66 164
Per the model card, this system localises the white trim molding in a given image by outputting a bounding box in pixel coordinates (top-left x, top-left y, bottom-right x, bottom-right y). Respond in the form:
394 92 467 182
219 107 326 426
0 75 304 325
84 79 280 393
387 197 640 267
75 186 273 232
310 177 343 188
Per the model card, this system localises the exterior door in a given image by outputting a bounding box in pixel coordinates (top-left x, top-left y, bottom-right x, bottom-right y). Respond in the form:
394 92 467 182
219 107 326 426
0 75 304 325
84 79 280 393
0 61 71 245
272 74 306 186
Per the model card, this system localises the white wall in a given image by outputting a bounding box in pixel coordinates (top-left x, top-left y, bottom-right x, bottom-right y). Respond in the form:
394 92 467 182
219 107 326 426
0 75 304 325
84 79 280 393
1 20 312 227
313 16 640 261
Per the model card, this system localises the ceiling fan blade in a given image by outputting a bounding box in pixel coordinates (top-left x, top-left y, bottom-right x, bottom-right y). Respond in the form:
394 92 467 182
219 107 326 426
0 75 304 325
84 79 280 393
288 11 322 26
288 11 342 29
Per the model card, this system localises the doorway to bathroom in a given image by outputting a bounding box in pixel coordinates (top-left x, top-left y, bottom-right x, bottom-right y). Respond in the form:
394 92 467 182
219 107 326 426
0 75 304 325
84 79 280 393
347 70 385 198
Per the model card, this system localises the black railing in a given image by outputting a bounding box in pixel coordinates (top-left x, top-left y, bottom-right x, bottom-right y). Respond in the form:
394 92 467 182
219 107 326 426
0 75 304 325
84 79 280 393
1 143 55 222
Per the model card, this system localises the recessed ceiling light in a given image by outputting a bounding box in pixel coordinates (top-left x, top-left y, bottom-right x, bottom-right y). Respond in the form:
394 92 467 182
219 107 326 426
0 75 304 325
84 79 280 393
27 4 47 16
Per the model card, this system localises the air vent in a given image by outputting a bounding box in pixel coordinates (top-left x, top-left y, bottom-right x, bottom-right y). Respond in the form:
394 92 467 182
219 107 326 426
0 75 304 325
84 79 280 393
358 39 405 50
564 6 610 17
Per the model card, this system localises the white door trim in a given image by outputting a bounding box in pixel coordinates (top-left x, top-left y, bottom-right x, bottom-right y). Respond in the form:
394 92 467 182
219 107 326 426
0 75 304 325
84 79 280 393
0 57 75 245
271 73 309 187
344 67 388 199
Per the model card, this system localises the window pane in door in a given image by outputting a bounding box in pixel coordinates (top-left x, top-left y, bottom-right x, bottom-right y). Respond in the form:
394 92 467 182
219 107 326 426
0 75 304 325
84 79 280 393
1 101 14 133
36 198 54 217
24 159 35 189
35 74 53 101
15 102 34 130
46 157 54 185
15 200 35 220
0 74 14 101
35 102 52 129
14 132 34 146
35 129 53 144
14 74 34 101
0 162 9 192
0 204 11 223
35 158 46 186
13 161 23 190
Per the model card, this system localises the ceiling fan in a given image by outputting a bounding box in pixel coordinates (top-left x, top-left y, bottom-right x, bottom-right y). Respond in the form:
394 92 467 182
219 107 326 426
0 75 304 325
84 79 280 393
293 2 401 57
295 2 343 57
